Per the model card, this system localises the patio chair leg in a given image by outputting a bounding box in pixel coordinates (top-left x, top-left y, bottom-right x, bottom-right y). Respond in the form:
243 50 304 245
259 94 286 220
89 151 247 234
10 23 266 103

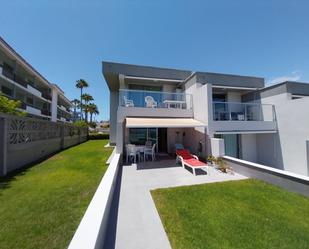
193 168 196 176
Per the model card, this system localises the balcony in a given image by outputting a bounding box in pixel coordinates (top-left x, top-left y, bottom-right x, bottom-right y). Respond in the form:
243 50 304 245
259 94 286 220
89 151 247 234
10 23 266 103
118 89 193 118
212 101 277 133
213 102 275 121
0 66 52 101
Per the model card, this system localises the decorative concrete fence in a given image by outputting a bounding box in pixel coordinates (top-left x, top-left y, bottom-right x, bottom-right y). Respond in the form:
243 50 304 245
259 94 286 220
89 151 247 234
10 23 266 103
0 114 88 176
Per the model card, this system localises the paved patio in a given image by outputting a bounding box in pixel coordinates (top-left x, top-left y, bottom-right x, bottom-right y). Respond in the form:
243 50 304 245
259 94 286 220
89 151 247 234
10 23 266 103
104 158 247 249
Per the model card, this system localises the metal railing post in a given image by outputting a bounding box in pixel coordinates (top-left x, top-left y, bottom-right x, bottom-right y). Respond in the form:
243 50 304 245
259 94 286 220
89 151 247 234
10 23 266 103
244 103 247 121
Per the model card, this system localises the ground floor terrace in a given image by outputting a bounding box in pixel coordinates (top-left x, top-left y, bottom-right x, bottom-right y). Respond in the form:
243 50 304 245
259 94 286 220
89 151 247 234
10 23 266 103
104 158 247 249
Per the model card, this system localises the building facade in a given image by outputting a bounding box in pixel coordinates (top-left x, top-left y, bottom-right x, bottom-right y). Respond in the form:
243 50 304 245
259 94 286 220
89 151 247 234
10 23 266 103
0 37 72 122
103 61 309 177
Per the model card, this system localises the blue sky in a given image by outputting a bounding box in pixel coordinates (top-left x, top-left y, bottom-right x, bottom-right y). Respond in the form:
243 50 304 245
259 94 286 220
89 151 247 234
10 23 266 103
1 0 308 120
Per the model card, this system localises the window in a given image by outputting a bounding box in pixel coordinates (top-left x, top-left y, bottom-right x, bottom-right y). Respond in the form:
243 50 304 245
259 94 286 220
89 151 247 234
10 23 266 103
26 97 34 105
129 128 157 146
1 86 13 96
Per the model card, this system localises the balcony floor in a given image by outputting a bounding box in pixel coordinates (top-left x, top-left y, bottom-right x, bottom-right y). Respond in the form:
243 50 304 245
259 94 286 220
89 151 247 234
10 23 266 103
104 157 247 249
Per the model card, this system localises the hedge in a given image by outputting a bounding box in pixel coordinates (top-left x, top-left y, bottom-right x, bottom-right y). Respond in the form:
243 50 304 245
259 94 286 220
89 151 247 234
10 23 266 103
88 133 109 140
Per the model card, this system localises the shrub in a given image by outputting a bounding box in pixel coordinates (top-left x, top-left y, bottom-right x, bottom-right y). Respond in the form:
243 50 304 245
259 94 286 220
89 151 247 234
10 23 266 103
88 133 109 140
73 120 88 128
0 94 26 116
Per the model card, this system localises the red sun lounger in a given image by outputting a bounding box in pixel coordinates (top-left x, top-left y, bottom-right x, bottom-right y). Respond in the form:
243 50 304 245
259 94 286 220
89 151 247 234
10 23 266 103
176 149 209 176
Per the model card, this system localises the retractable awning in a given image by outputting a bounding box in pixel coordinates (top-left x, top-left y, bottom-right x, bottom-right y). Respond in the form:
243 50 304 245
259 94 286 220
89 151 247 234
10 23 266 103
126 118 206 128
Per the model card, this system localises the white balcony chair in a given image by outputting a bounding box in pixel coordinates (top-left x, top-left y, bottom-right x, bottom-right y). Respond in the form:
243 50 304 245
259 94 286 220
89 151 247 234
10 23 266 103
145 96 157 108
126 144 138 163
144 143 156 161
124 96 134 107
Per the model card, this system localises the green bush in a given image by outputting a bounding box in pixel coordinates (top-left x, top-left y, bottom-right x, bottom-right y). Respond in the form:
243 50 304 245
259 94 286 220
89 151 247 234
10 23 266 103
88 133 109 140
73 120 88 128
0 94 26 116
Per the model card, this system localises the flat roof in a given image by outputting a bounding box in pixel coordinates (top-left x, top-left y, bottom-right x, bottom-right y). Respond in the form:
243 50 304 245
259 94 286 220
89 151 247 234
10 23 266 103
242 81 309 101
102 61 265 91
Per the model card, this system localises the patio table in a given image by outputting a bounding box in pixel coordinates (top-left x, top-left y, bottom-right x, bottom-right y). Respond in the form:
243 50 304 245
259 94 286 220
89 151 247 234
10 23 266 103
163 100 186 109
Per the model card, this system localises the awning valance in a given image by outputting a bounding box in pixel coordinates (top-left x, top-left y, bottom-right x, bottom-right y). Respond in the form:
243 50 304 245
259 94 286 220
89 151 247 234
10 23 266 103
126 118 206 128
214 130 277 134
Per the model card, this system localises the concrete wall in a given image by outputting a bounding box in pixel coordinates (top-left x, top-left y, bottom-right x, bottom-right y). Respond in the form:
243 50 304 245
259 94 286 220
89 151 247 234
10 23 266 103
211 138 225 157
271 97 309 176
0 114 88 176
68 152 121 249
213 121 277 133
224 156 309 197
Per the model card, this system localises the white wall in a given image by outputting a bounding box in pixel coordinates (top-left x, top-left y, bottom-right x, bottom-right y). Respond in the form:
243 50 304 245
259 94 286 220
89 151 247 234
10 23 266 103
211 138 225 157
109 91 118 145
258 95 309 176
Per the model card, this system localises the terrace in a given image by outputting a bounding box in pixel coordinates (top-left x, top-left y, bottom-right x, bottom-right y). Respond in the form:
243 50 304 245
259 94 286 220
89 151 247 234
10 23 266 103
104 158 247 249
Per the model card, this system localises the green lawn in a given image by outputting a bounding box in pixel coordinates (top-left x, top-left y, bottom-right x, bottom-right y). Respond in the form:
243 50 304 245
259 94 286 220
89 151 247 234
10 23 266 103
151 179 309 249
0 140 113 249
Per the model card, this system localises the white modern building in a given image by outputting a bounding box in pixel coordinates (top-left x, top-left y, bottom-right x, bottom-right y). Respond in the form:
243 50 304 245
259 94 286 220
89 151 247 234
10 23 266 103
0 36 72 122
103 61 309 177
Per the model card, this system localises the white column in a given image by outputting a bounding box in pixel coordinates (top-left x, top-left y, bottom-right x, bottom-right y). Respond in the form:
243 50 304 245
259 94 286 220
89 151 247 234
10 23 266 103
116 122 124 154
51 88 58 122
119 74 125 88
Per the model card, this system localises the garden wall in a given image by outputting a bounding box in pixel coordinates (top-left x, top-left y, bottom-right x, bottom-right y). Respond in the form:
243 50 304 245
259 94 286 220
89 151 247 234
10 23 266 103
224 156 309 197
0 114 88 176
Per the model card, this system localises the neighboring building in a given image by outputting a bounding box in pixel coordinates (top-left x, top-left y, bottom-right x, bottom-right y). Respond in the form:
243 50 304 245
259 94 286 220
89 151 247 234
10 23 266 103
103 61 309 177
0 36 72 122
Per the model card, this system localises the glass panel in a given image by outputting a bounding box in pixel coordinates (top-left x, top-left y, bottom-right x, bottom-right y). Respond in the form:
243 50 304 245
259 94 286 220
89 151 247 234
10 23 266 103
129 128 147 145
223 134 239 158
119 89 192 110
148 128 157 145
213 102 274 121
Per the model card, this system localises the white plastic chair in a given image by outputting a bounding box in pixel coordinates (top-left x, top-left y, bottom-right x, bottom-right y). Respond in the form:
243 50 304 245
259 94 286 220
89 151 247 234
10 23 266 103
124 96 134 107
145 96 157 108
144 143 156 161
126 144 137 163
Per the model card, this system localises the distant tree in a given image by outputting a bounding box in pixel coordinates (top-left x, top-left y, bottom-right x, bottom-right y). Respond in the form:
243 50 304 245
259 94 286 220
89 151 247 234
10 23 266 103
0 94 26 116
81 93 94 122
88 103 99 123
71 98 80 114
75 79 89 120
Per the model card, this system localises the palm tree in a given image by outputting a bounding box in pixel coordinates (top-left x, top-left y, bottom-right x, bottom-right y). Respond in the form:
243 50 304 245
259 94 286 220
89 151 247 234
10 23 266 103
71 99 80 121
81 93 94 122
75 79 89 120
88 103 99 123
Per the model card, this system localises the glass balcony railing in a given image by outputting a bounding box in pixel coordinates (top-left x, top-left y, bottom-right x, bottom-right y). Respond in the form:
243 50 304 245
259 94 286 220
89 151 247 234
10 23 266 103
213 102 275 121
119 89 193 110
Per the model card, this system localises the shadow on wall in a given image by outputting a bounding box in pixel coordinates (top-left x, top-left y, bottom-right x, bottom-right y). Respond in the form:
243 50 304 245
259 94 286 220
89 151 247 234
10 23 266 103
103 163 123 249
182 128 207 160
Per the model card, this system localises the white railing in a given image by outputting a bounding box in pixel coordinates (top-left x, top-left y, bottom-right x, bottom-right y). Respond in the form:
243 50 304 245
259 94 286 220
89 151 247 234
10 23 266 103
68 151 121 249
213 101 275 121
119 89 193 110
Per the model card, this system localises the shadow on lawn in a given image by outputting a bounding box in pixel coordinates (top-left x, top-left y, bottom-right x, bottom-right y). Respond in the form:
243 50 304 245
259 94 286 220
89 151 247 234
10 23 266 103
0 167 31 194
0 149 63 194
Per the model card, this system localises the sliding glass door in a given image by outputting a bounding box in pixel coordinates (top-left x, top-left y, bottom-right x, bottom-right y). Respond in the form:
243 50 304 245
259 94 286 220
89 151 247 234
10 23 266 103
129 128 158 147
214 134 241 158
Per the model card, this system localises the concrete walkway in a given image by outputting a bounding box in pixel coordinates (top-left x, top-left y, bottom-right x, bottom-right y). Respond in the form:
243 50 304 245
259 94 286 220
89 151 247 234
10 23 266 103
104 158 247 249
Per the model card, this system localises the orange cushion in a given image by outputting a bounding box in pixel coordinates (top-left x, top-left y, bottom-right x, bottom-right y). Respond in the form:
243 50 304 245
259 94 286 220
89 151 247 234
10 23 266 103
184 158 207 167
176 149 193 159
